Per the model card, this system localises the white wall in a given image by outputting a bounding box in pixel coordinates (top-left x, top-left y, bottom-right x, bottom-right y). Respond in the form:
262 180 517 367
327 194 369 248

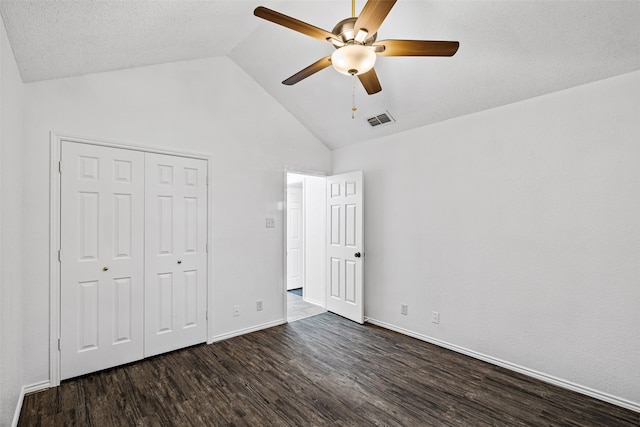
21 57 331 386
332 71 640 408
0 16 24 426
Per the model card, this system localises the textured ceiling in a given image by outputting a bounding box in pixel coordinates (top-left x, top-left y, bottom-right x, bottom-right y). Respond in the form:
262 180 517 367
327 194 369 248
1 0 639 150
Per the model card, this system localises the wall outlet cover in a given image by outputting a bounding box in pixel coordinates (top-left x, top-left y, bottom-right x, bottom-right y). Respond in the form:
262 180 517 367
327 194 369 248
432 311 440 324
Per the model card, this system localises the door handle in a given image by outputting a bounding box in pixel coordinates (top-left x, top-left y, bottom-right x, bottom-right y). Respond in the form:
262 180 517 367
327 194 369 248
177 260 182 264
103 266 109 271
354 252 361 258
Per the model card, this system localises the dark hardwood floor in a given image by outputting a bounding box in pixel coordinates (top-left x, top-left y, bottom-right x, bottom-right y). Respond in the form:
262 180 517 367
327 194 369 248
19 313 639 426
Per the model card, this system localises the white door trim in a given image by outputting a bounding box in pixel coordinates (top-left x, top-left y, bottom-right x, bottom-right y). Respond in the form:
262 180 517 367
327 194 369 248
49 131 214 386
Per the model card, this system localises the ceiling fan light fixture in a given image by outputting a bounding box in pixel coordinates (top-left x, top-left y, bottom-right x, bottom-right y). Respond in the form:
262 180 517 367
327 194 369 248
331 44 377 76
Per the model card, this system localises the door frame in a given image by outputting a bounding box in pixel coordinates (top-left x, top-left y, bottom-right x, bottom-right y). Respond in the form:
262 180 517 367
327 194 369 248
283 168 327 322
49 132 214 386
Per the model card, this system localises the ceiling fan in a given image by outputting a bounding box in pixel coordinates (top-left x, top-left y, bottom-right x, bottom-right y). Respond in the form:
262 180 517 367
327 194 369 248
254 0 459 95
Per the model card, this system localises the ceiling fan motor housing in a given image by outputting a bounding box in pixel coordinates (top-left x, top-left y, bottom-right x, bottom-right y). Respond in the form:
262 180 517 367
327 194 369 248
332 17 377 45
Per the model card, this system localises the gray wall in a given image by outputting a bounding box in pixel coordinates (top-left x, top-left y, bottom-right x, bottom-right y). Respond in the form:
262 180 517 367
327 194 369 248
0 16 24 426
333 71 640 408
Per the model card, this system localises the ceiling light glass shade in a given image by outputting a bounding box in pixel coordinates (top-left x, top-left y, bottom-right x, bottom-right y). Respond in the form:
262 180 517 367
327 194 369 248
331 45 377 76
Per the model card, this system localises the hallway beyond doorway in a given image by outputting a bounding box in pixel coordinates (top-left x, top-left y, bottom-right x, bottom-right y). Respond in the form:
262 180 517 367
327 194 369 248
287 289 325 322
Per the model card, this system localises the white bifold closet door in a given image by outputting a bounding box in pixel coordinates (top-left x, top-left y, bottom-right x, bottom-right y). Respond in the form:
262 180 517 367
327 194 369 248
60 142 145 379
60 142 208 379
144 153 208 357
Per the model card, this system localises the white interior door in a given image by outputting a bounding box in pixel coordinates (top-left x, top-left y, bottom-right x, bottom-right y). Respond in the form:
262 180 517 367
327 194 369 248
144 153 208 357
326 171 364 324
287 183 304 291
60 142 145 379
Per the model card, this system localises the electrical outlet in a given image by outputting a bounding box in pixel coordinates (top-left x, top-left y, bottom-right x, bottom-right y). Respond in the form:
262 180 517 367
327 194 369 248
233 305 240 317
265 218 275 228
256 300 263 311
432 311 440 324
401 304 408 316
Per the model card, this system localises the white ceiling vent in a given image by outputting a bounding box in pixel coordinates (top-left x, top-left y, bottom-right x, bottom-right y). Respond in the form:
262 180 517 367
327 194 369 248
366 111 395 128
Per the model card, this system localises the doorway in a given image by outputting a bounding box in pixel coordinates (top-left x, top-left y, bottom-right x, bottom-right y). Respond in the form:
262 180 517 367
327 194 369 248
284 170 365 324
286 172 326 322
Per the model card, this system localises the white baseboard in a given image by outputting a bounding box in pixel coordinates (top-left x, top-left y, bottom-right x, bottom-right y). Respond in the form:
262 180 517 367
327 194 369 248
208 319 286 343
303 296 324 307
364 317 640 414
12 381 50 427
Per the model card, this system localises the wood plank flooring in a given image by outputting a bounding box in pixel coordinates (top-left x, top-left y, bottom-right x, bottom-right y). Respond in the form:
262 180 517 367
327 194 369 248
19 313 639 426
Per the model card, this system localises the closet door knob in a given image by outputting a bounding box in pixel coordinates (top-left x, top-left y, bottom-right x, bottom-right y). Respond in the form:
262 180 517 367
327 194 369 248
354 252 361 258
103 266 109 271
177 260 182 264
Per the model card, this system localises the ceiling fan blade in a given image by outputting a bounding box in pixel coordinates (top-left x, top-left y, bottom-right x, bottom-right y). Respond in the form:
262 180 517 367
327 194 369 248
358 68 382 95
282 56 333 85
354 0 397 36
375 40 460 57
254 6 337 43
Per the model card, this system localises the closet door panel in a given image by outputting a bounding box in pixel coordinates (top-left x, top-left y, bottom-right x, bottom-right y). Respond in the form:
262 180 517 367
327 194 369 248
60 142 145 380
144 153 208 357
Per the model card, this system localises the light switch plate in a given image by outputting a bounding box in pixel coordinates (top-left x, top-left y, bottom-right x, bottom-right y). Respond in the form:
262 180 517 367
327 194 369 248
432 311 440 324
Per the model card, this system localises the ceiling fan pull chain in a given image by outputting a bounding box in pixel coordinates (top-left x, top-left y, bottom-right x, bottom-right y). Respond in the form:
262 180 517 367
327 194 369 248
352 74 357 119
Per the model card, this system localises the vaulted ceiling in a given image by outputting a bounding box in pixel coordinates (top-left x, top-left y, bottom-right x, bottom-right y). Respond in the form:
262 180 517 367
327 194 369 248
1 1 639 149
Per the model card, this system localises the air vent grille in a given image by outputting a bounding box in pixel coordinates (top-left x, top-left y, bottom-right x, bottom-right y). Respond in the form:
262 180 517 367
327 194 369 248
366 111 395 128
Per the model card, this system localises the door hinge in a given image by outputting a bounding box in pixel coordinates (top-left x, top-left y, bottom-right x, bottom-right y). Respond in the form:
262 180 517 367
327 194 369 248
206 310 209 321
58 338 61 351
206 242 208 253
206 175 209 186
58 250 62 262
58 161 62 173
